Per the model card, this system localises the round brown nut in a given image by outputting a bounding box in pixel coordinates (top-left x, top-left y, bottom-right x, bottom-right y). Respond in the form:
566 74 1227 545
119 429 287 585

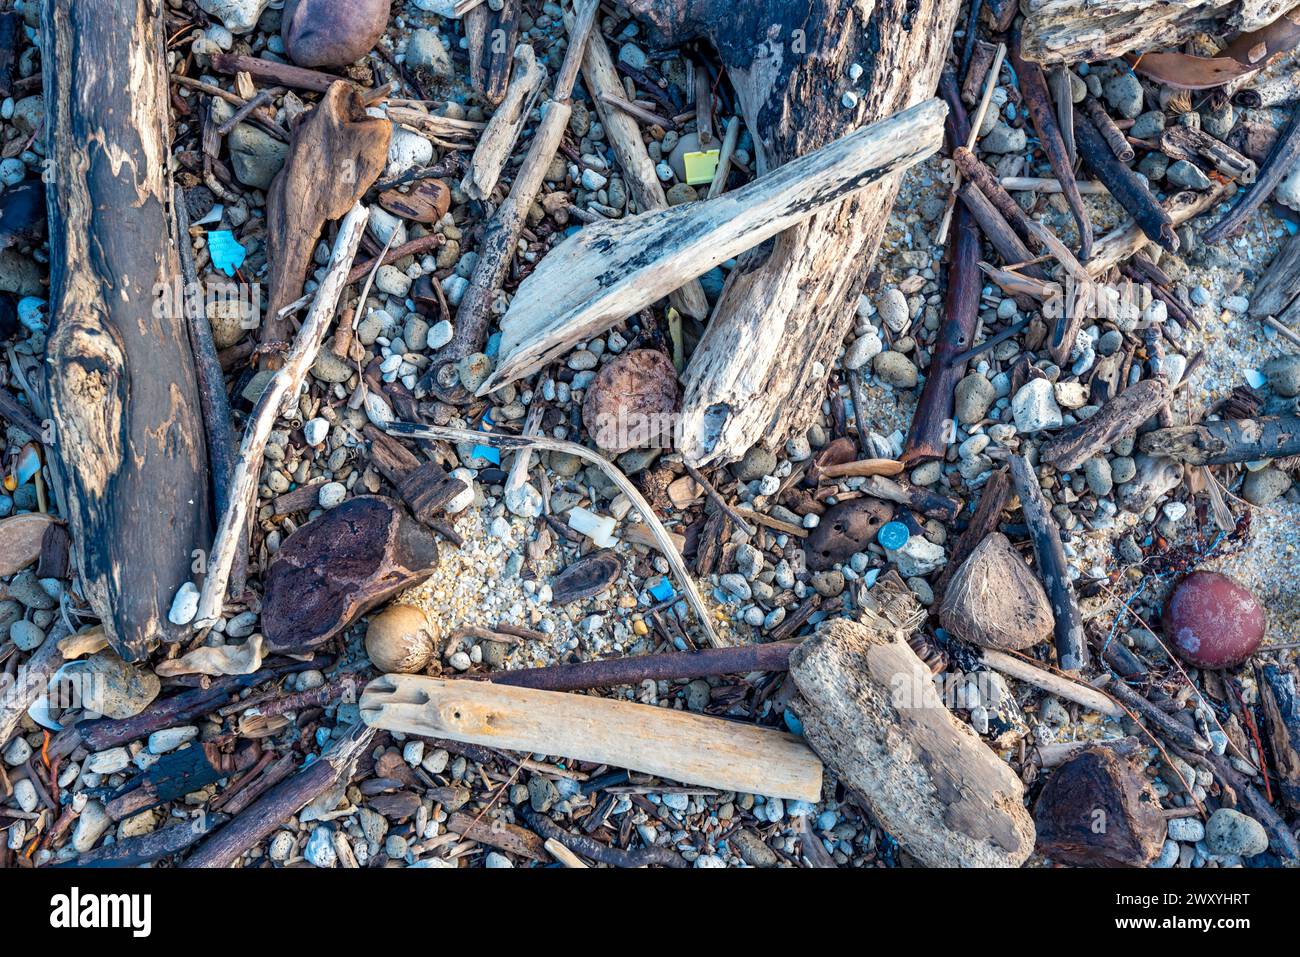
365 604 437 674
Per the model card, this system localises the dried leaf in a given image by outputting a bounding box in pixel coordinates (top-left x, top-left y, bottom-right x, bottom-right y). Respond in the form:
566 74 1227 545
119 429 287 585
263 81 391 344
1128 11 1300 89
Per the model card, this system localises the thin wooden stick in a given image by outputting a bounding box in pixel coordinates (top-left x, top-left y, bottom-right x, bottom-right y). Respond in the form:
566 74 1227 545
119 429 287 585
193 203 368 627
936 41 1005 245
981 649 1122 717
386 421 724 647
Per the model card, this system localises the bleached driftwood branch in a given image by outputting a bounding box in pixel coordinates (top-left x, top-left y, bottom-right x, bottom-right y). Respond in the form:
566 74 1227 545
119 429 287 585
192 203 369 628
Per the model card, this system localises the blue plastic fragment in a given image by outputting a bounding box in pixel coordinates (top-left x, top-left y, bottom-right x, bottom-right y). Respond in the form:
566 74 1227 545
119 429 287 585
862 567 881 589
471 444 500 465
207 230 247 277
648 577 676 602
877 520 910 551
783 709 804 736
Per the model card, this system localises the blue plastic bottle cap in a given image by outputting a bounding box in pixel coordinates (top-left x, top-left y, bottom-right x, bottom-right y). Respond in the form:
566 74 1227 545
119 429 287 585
877 520 910 551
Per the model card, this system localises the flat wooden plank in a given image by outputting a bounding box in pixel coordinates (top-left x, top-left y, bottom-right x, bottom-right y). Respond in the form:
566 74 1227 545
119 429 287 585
361 674 823 801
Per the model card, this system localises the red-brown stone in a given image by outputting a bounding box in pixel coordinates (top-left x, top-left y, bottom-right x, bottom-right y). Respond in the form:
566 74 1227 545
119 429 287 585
1165 571 1265 669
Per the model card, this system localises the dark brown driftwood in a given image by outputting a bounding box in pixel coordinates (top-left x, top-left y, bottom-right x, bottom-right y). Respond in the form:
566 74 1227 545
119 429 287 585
262 496 439 653
209 52 348 94
40 0 211 660
953 147 1036 245
1076 112 1176 252
363 423 468 524
1040 379 1170 472
76 659 324 751
106 740 260 821
957 182 1045 277
474 641 795 692
182 724 376 868
262 82 390 352
1033 747 1165 867
1009 453 1085 671
632 0 965 466
1256 663 1300 813
56 814 227 868
1138 414 1300 465
1010 29 1092 261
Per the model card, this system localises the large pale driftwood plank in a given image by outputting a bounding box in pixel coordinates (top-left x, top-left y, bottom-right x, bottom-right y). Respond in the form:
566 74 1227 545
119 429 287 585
360 674 824 801
480 97 947 395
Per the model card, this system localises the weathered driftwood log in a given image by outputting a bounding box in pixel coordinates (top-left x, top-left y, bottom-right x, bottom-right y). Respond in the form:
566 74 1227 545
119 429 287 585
1081 95 1134 163
1010 31 1092 261
40 0 211 660
574 15 707 319
939 532 1055 652
1040 378 1170 472
623 0 962 468
360 674 823 801
788 615 1035 867
1009 453 1086 672
475 641 795 692
1033 747 1165 867
182 723 376 868
460 44 546 202
1019 0 1293 64
56 814 227 868
1204 103 1300 242
1138 414 1300 465
194 203 370 627
262 496 439 653
106 739 260 821
1160 125 1257 184
482 98 949 396
906 75 983 464
261 83 390 350
1088 182 1234 279
1249 229 1300 319
1256 663 1300 812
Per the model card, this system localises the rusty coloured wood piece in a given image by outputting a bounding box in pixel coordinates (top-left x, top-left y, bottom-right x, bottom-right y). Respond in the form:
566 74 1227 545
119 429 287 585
1138 414 1300 465
1010 28 1092 261
906 72 983 465
1080 95 1134 162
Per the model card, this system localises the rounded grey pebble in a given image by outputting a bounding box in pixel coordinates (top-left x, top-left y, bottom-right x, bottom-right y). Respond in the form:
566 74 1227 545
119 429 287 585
1205 807 1268 858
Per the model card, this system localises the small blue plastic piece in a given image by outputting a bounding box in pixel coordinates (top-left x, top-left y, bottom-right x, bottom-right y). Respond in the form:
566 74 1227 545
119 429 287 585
471 444 500 465
877 520 910 551
648 578 676 602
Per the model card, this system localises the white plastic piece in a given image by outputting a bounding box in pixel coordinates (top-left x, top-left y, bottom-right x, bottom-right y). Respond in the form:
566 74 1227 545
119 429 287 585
568 506 619 548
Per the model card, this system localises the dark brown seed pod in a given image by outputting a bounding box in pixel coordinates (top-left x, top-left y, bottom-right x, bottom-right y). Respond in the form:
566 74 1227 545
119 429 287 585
551 549 624 604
